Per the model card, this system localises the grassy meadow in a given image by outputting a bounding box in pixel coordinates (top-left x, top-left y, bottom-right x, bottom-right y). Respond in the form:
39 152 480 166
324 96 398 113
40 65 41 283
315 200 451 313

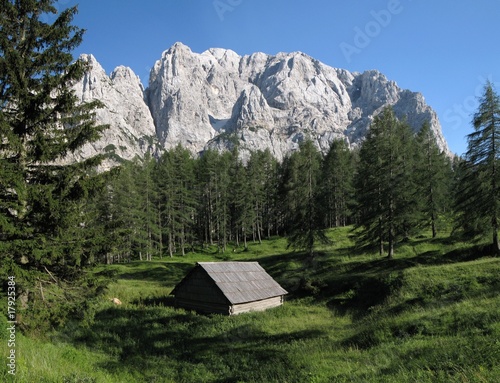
2 227 500 382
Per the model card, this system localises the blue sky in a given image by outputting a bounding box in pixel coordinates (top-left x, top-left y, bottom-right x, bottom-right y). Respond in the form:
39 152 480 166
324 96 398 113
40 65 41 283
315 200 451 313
59 0 500 156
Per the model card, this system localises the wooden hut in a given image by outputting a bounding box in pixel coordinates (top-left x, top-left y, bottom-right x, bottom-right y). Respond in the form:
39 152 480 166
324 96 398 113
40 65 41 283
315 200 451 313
170 262 288 315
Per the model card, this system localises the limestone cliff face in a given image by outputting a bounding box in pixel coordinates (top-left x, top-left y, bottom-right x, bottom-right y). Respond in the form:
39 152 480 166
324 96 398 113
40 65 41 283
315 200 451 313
67 54 157 168
147 43 448 160
72 43 449 164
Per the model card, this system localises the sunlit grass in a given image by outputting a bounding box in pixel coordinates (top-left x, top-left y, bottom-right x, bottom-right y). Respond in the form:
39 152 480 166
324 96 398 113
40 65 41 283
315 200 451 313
2 227 500 382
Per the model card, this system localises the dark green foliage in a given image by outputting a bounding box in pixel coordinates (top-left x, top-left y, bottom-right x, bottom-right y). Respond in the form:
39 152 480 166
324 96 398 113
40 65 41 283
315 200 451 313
229 149 254 249
355 107 420 258
97 114 457 263
283 139 332 258
319 139 355 228
195 149 232 252
246 149 280 241
415 122 453 237
155 145 197 256
0 0 108 331
455 82 500 253
100 157 161 262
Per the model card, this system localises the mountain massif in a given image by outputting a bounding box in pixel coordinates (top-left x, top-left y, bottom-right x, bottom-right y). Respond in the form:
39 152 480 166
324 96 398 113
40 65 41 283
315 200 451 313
72 42 449 165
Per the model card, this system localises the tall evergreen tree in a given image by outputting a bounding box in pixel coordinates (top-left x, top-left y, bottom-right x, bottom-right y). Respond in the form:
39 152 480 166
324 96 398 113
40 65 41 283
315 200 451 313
320 139 355 228
355 107 418 258
455 82 500 253
0 0 108 329
415 122 452 238
155 146 197 256
258 149 280 238
155 150 177 257
170 145 197 255
0 1 107 276
284 139 331 259
247 150 274 244
228 149 253 249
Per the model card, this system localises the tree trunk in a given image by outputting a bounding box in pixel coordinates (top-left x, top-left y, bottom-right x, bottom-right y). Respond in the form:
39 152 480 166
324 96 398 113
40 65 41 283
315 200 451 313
181 226 185 256
431 210 437 239
493 226 500 255
378 217 384 256
256 220 262 245
168 232 173 257
388 223 395 259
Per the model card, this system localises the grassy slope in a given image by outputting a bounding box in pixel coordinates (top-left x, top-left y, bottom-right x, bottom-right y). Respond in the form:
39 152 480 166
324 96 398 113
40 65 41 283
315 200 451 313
2 228 500 382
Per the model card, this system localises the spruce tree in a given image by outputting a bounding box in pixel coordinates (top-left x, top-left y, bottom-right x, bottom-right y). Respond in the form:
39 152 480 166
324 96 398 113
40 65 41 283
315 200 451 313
0 0 107 327
455 82 500 253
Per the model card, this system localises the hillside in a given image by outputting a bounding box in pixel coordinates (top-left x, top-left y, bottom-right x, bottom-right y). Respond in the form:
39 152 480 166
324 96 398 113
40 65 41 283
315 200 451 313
2 228 500 382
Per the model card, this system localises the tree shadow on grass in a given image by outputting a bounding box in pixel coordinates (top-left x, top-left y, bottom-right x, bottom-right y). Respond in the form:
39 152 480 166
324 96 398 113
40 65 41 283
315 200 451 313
323 242 499 320
112 262 194 288
71 305 324 382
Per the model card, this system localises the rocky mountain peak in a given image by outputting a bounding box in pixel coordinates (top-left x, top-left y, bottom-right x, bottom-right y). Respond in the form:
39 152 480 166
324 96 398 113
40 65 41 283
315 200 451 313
72 43 450 165
67 54 157 169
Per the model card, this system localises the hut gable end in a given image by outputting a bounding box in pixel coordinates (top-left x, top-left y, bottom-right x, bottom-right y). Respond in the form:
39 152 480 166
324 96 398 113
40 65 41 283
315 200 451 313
170 267 229 305
171 262 288 315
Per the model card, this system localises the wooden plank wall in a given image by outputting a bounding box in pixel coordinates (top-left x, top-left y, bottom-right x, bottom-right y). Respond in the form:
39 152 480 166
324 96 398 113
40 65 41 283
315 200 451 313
175 297 231 315
175 268 227 305
230 296 284 315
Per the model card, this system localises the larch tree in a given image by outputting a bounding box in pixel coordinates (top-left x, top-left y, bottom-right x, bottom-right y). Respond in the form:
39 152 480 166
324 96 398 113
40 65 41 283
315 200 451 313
319 139 355 228
228 149 253 249
415 122 452 238
455 82 500 254
284 139 331 259
355 107 418 258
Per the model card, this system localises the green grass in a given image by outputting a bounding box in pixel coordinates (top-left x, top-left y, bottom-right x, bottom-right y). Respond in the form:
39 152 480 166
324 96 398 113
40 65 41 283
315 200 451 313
2 228 500 382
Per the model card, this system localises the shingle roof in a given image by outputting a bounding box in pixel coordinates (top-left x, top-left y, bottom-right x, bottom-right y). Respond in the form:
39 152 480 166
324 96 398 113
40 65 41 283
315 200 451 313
176 262 288 305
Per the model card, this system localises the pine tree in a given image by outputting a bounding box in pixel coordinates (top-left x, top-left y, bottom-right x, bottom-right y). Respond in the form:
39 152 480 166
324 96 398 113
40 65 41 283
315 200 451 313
106 160 143 262
455 82 500 253
131 155 160 261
